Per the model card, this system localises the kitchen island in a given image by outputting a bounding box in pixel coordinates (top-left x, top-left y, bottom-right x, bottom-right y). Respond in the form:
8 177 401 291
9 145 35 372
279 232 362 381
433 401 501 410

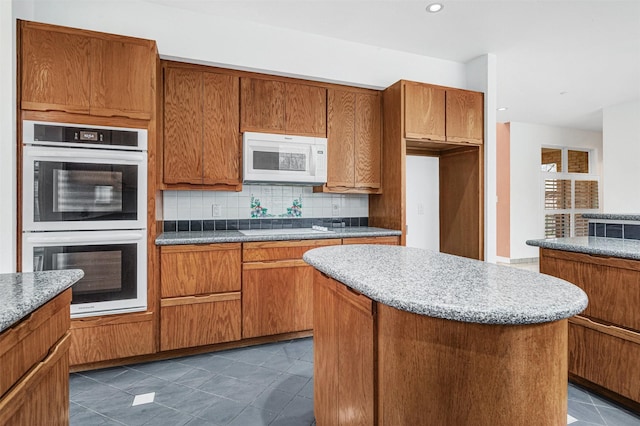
528 216 640 411
0 270 83 426
303 245 587 426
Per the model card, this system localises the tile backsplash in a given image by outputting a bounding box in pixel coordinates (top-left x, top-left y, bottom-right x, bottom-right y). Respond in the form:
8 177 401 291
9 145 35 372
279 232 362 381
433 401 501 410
162 185 369 221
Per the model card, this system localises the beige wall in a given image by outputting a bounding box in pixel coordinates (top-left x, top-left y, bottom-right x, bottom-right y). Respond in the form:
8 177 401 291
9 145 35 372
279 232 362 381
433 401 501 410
496 123 510 258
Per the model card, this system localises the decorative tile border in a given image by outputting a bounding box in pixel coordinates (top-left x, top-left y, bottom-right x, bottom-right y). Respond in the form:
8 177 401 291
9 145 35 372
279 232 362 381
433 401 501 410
163 217 369 233
588 222 640 240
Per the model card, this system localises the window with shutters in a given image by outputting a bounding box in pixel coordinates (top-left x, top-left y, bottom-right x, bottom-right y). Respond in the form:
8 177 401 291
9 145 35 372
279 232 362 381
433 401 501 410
542 147 599 238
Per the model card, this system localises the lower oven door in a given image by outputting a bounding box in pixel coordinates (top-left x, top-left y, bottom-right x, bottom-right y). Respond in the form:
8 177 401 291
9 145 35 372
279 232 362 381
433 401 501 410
22 229 147 318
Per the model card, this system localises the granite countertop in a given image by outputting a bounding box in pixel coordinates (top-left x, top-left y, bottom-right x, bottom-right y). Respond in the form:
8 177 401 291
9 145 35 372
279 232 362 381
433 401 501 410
0 270 84 333
303 245 587 325
155 226 401 245
527 236 640 261
581 213 640 221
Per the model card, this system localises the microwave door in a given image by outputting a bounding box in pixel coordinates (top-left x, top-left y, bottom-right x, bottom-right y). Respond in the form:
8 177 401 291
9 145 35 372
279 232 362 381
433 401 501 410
245 141 313 183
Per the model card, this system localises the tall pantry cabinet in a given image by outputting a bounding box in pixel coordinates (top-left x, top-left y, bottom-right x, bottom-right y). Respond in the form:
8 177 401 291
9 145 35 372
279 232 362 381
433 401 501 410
370 80 484 260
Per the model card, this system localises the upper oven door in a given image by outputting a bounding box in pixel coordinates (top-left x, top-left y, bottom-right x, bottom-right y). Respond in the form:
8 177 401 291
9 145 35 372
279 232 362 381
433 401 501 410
23 145 148 231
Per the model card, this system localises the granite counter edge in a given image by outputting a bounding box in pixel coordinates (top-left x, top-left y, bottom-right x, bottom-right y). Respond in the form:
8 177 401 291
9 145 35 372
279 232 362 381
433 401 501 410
526 238 640 261
0 270 84 333
155 228 402 245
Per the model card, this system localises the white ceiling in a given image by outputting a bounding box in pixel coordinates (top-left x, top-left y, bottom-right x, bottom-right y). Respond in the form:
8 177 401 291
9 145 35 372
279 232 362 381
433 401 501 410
147 0 640 132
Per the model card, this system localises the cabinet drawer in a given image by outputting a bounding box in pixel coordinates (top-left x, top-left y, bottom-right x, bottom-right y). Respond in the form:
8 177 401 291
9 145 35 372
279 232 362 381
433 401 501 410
160 293 241 351
0 289 70 399
0 333 70 426
540 249 640 332
243 239 340 262
70 313 155 366
160 244 241 297
343 236 400 245
569 317 640 403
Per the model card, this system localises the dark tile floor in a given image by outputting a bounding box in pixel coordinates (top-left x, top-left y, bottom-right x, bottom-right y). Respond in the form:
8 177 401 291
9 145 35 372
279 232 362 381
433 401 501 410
70 337 640 426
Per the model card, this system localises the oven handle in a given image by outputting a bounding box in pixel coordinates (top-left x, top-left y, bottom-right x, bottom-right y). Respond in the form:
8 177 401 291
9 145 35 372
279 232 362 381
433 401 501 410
24 232 145 244
25 147 146 163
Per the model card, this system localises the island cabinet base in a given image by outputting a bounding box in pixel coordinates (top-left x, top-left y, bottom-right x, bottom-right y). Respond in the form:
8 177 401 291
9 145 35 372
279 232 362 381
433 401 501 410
377 305 568 426
313 271 569 426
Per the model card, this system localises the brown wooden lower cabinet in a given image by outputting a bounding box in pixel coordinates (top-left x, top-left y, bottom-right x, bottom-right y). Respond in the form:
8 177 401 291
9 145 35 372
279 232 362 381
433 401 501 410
243 260 314 338
160 293 241 351
0 289 72 426
540 248 640 406
569 316 640 403
313 271 569 426
70 312 155 365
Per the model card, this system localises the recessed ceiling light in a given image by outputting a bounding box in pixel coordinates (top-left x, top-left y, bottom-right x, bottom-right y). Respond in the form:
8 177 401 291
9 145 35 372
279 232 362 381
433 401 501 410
426 3 444 13
497 107 508 111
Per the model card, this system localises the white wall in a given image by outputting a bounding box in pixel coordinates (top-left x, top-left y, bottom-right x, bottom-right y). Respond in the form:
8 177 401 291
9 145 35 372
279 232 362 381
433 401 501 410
509 122 602 260
406 156 439 251
24 0 467 91
602 100 640 212
465 54 497 262
0 1 25 273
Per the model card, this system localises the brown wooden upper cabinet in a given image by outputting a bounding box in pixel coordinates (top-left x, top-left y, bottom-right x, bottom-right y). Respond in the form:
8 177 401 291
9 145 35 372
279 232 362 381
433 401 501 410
445 89 484 144
403 81 483 145
404 82 446 142
163 65 241 189
240 77 326 137
324 89 381 193
20 21 155 120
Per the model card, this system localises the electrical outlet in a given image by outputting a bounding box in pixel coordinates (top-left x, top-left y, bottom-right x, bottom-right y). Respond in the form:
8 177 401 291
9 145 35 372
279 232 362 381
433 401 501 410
331 203 340 216
418 203 425 215
212 204 222 217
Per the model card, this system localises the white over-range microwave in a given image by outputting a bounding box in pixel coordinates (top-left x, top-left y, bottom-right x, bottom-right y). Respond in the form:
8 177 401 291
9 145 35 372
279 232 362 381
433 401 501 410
243 132 327 185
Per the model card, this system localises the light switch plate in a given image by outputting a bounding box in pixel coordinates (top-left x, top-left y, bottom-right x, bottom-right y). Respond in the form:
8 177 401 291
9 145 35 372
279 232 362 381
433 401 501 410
212 204 222 217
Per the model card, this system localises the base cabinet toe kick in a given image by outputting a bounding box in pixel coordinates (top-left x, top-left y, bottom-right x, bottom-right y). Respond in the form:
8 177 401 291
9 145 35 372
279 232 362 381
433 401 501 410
304 245 588 426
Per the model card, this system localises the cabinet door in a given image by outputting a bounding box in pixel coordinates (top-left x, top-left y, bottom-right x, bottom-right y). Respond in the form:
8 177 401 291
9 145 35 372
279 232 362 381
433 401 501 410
90 38 154 120
203 72 241 186
446 89 483 144
242 260 314 338
335 283 375 425
240 78 285 133
313 271 339 426
355 92 382 189
326 89 356 188
163 68 203 184
285 83 327 137
404 82 446 141
0 334 70 426
20 23 91 114
160 244 241 298
313 271 374 426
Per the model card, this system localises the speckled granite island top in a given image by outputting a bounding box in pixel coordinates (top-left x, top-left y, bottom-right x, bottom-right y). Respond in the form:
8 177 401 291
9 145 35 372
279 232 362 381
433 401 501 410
155 226 401 245
303 245 587 325
527 236 640 261
0 270 84 333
